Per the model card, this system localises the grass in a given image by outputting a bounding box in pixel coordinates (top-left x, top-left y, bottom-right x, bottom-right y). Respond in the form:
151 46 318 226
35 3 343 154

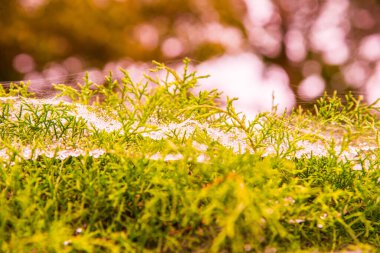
0 59 379 252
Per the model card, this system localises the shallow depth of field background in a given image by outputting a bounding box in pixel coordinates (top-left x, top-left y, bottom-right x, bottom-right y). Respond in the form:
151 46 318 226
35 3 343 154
1 0 380 117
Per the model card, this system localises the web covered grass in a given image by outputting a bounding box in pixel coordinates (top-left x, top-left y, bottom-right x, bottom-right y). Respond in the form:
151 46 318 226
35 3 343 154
0 59 379 252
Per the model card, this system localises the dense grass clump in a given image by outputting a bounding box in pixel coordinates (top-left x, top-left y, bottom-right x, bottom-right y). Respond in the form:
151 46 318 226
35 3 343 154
0 59 379 252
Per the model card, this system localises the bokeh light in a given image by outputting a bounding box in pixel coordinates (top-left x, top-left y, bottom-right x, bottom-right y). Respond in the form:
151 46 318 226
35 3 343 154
161 38 184 58
13 54 35 74
359 34 380 62
63 57 83 74
18 0 47 11
365 61 380 104
133 24 160 51
285 30 307 63
298 74 326 101
197 53 295 118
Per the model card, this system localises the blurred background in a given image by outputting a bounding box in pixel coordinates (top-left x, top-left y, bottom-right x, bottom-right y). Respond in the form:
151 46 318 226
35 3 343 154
1 0 380 116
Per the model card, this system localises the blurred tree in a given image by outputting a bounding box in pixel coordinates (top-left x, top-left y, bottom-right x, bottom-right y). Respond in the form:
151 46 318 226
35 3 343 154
0 0 246 80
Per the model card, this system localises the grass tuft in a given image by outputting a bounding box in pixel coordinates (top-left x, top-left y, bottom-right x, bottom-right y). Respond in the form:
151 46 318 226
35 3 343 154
0 59 379 252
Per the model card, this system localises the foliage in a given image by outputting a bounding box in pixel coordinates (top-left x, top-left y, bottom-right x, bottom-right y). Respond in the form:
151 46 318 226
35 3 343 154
313 92 380 127
0 60 379 252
